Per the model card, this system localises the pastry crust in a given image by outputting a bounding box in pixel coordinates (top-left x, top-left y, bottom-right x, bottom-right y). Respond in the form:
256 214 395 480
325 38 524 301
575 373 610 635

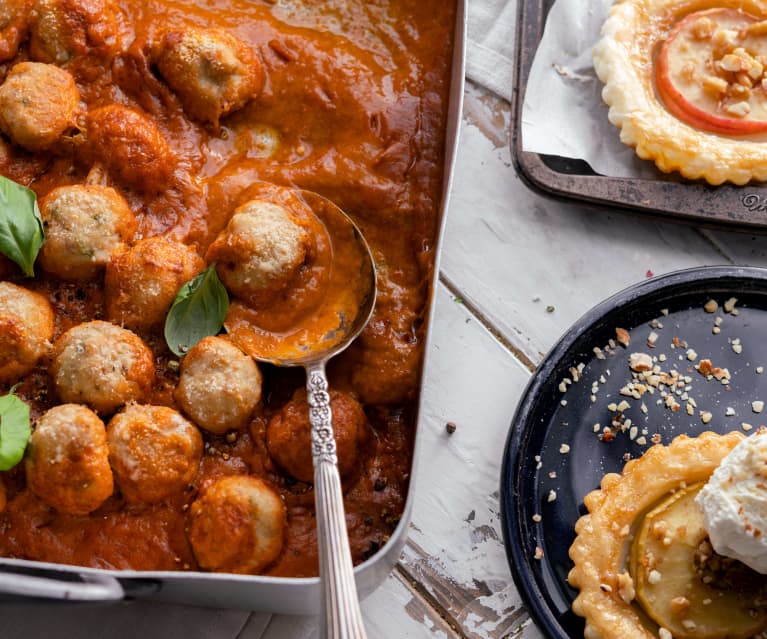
594 0 767 184
568 431 744 639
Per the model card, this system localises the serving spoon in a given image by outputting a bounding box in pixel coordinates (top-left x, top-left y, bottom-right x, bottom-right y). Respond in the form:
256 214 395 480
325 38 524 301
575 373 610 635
231 190 375 639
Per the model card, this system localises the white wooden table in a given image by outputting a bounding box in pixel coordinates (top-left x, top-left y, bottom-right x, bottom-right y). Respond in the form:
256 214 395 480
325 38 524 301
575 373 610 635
8 22 767 639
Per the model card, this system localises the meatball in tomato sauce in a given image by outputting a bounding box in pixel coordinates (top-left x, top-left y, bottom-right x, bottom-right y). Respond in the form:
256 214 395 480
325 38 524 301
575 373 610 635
188 475 286 574
25 404 113 515
85 105 175 193
28 0 120 64
266 389 368 483
0 62 80 151
107 404 202 504
175 336 262 435
105 236 205 332
39 184 137 281
207 200 311 307
0 282 54 384
153 26 262 128
0 0 30 62
51 320 154 415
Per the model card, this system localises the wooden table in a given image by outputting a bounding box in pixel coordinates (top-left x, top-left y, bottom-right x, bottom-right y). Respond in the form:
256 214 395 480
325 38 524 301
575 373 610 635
9 42 767 639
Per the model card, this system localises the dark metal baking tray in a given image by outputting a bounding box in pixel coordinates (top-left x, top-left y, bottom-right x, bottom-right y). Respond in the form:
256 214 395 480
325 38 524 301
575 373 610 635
511 0 767 231
500 266 767 639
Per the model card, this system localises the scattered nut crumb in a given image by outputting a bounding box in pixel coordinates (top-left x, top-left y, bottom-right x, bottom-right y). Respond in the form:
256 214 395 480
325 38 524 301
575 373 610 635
724 297 738 313
700 411 713 424
547 490 557 503
534 546 544 560
704 299 718 313
532 514 542 523
615 327 631 347
559 443 571 454
753 401 765 414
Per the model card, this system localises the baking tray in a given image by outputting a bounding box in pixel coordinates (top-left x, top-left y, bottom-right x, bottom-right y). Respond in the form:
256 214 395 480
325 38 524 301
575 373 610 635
0 0 467 614
500 265 767 638
511 0 767 231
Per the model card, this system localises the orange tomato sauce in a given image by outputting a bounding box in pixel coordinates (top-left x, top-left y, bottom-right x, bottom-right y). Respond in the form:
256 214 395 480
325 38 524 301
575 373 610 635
0 0 454 576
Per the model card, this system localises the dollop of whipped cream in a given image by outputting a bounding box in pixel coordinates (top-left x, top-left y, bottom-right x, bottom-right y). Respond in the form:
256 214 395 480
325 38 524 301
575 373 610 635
697 430 767 574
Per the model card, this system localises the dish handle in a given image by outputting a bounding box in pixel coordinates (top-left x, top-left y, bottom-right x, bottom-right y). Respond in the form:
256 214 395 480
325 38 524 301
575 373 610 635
0 569 125 602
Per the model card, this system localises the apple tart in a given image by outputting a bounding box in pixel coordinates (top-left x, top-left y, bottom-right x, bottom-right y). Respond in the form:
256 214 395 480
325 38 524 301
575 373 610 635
568 430 767 639
594 0 767 184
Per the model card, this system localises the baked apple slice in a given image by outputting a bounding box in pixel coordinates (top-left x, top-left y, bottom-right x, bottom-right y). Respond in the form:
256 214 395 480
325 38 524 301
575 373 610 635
630 483 767 639
656 8 767 135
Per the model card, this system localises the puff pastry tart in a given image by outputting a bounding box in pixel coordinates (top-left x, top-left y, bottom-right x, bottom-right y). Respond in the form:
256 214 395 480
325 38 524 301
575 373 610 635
569 431 767 639
594 1 767 184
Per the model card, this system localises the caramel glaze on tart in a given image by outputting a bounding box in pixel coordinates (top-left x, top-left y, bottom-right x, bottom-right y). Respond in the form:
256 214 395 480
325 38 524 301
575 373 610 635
594 0 767 184
568 431 767 639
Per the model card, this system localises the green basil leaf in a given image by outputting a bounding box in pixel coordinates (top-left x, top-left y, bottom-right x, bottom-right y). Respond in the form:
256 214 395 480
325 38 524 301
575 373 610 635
0 389 31 471
164 263 229 357
0 176 44 277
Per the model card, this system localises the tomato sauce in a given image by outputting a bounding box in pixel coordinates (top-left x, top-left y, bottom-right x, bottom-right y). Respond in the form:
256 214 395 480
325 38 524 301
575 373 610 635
0 0 454 577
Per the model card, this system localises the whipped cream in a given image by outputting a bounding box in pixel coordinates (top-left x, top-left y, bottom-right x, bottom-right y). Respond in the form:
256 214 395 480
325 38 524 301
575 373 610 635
697 431 767 574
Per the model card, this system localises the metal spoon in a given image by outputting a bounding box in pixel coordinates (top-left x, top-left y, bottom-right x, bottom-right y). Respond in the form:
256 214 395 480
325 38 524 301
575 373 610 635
241 190 375 639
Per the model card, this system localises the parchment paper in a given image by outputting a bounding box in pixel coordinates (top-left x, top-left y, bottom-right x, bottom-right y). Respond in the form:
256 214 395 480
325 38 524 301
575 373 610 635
521 0 658 178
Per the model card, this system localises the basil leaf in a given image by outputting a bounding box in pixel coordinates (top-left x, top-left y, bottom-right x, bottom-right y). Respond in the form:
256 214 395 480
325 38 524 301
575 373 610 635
0 176 44 277
0 389 31 471
164 263 229 357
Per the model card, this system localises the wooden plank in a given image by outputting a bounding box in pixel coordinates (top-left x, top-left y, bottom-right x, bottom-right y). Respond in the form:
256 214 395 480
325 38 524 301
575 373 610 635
441 83 743 365
255 570 458 638
397 283 540 639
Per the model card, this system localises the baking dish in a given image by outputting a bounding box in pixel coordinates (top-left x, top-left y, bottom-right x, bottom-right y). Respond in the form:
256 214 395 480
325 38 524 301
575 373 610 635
0 0 467 614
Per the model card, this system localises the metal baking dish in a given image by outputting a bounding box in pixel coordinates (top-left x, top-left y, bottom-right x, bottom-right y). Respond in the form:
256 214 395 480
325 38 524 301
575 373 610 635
511 0 767 231
0 0 467 614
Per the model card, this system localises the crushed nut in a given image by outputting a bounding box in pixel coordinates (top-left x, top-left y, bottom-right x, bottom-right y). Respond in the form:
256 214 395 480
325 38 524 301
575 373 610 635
703 299 718 313
629 352 653 372
725 101 751 118
616 327 630 347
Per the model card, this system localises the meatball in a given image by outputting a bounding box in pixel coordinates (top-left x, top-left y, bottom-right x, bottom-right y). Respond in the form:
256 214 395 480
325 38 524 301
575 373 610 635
153 27 262 128
0 62 80 151
0 282 54 383
266 389 368 483
0 0 30 62
29 0 119 64
39 184 137 280
86 105 175 193
175 336 262 435
107 404 202 504
51 320 154 414
207 200 310 306
25 404 113 515
105 236 205 332
188 475 286 574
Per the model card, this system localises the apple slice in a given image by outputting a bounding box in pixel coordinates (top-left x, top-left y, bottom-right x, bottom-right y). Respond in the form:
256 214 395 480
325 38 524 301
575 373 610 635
630 483 767 639
656 8 767 135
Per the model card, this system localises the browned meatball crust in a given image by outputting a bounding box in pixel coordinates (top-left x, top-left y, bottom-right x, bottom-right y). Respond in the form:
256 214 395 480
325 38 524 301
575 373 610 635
107 404 203 504
266 389 368 483
39 184 137 280
85 105 175 193
25 404 114 515
174 336 262 435
105 236 205 332
28 0 120 64
51 320 155 414
153 27 263 127
188 475 286 574
207 200 311 307
0 62 80 151
0 0 31 62
0 282 54 383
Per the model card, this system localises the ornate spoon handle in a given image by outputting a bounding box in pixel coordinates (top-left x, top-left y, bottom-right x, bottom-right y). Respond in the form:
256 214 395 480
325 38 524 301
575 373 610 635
306 362 368 639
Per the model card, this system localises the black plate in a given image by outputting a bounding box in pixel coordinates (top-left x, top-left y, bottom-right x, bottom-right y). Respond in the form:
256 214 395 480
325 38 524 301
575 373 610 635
510 0 767 231
500 266 767 639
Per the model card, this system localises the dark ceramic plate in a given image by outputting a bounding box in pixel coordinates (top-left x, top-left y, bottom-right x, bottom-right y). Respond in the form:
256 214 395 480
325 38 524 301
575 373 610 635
511 0 767 231
500 266 767 639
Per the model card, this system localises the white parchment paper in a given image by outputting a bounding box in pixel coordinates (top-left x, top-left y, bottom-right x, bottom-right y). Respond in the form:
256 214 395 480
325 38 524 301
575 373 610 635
521 0 658 178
